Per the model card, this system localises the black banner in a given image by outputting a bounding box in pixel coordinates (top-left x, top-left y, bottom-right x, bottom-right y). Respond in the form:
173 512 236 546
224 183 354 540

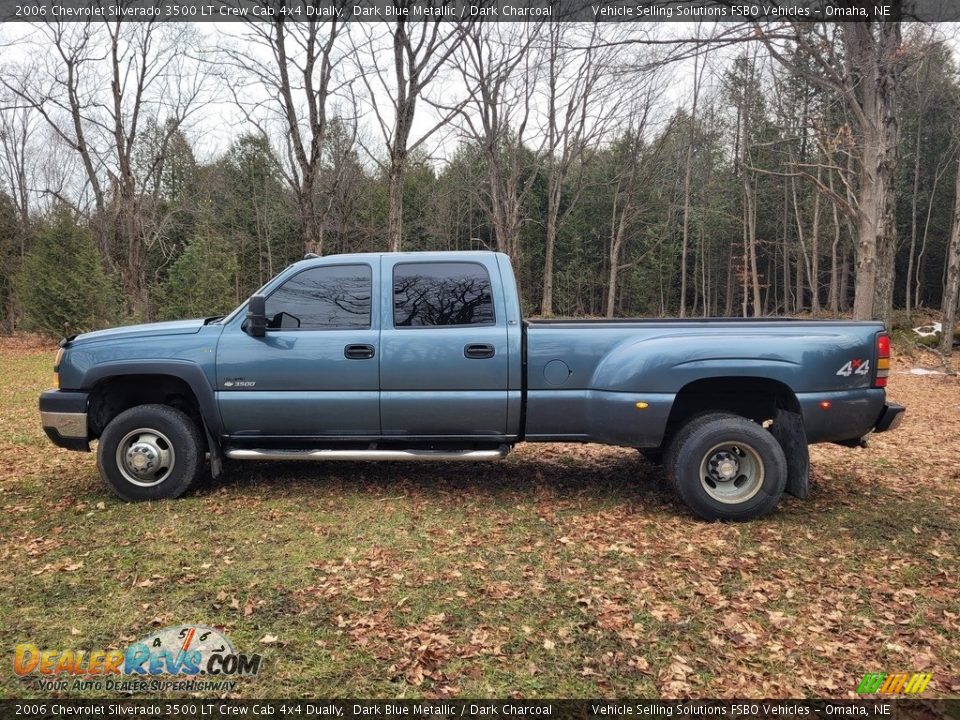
0 0 955 23
0 700 957 720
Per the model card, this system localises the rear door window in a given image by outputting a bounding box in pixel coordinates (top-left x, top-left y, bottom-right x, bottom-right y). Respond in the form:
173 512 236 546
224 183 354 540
393 262 496 327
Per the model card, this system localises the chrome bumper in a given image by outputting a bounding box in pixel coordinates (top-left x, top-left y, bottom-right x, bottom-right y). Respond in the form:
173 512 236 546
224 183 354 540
40 411 87 438
39 389 90 451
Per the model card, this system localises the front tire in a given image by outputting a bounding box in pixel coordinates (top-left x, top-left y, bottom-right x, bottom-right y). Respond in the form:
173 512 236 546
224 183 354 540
97 404 205 501
667 414 786 521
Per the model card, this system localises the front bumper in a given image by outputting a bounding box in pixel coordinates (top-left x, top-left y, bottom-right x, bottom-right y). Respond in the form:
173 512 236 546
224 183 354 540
39 389 89 451
874 402 905 433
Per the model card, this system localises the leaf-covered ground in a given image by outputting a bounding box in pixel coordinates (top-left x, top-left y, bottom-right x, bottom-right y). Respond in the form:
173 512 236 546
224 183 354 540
0 336 957 699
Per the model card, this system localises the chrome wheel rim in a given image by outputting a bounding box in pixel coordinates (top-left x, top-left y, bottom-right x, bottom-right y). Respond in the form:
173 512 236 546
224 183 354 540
116 428 176 487
699 442 763 504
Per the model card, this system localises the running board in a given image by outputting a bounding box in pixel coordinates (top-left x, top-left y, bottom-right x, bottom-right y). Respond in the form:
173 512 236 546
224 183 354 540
224 446 509 462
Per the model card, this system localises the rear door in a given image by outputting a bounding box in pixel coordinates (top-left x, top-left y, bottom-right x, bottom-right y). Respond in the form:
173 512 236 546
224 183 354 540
216 259 380 438
379 257 510 438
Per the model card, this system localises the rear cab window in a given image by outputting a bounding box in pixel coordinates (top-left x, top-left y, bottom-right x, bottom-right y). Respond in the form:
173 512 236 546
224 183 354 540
393 262 496 328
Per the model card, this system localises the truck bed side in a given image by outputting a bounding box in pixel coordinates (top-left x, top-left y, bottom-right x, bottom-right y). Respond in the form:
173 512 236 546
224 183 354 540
523 319 887 448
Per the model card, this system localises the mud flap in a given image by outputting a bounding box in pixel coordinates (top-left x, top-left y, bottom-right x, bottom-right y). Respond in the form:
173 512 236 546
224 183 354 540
203 422 224 479
771 408 809 499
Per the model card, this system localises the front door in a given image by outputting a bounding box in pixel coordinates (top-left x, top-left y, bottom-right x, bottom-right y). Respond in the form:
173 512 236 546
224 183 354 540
379 257 510 438
216 260 380 438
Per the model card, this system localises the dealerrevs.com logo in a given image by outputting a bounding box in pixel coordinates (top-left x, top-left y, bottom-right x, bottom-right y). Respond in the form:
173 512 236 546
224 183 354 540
13 625 262 693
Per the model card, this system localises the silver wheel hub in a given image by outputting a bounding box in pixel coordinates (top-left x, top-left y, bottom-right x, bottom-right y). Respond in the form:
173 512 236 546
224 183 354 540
709 450 740 481
699 443 764 505
116 429 175 488
127 443 158 473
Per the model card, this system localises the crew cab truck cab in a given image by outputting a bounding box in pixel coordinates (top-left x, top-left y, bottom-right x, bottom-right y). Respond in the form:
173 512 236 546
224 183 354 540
40 251 904 521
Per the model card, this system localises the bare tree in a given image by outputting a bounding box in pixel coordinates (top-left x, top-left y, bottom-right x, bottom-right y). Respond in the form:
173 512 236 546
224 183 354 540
728 51 763 316
354 13 466 252
604 76 663 318
760 14 905 323
219 7 350 256
2 23 106 222
540 22 617 317
0 100 35 228
2 18 211 314
454 23 543 262
679 32 707 318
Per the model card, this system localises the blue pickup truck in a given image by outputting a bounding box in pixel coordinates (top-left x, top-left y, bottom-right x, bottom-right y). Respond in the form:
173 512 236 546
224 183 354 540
39 251 903 520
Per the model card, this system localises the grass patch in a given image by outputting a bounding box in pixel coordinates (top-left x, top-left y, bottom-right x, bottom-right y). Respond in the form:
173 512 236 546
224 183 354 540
0 341 957 699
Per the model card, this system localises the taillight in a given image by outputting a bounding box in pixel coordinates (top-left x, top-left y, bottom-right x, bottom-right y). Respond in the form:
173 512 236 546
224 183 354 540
874 333 890 388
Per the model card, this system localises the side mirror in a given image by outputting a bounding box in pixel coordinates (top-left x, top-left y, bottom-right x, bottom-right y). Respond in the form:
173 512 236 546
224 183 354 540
246 294 267 337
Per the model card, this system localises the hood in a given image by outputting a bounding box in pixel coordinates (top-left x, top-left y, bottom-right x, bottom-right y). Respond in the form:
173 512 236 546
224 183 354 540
67 318 211 345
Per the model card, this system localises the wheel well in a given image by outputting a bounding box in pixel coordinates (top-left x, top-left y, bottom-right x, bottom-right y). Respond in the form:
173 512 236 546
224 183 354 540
87 375 204 438
664 377 800 445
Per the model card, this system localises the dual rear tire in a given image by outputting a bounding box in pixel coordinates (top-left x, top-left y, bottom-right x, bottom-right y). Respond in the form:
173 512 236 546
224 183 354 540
664 413 787 521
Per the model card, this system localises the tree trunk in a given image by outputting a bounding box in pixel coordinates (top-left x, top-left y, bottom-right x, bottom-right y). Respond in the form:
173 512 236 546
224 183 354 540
828 171 841 314
680 143 692 318
795 252 803 313
746 180 761 316
939 150 960 361
852 133 880 321
905 109 924 320
700 222 708 317
606 231 623 319
387 154 405 253
846 21 901 324
810 170 821 313
724 242 734 317
542 167 564 316
300 172 322 255
915 155 949 312
840 249 851 312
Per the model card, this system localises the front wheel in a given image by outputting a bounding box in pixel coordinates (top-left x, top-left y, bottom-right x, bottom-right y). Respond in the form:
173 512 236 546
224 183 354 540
97 404 205 501
667 414 786 521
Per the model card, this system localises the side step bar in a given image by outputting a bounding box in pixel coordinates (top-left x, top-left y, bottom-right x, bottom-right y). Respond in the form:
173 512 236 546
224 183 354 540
224 445 510 463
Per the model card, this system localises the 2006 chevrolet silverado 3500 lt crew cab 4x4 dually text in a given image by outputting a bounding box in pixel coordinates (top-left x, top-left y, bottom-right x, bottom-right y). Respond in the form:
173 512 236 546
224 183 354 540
39 251 904 520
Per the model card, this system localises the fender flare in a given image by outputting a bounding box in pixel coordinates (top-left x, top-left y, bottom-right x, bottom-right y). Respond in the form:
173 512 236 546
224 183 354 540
82 360 224 474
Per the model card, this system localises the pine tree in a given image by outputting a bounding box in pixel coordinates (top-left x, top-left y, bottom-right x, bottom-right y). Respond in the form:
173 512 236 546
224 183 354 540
14 209 116 337
159 229 237 320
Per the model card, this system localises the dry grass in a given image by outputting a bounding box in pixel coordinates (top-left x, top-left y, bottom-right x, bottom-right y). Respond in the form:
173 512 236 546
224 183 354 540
0 338 957 699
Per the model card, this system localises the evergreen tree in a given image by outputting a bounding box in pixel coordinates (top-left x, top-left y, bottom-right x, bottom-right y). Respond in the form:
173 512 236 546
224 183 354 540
158 228 237 320
0 191 23 332
14 209 116 337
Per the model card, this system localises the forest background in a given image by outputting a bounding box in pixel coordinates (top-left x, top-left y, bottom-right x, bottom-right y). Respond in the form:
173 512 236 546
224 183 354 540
2 13 959 352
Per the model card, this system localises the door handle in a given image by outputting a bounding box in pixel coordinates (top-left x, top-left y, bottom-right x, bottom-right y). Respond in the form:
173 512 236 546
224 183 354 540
344 344 376 360
464 343 496 359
